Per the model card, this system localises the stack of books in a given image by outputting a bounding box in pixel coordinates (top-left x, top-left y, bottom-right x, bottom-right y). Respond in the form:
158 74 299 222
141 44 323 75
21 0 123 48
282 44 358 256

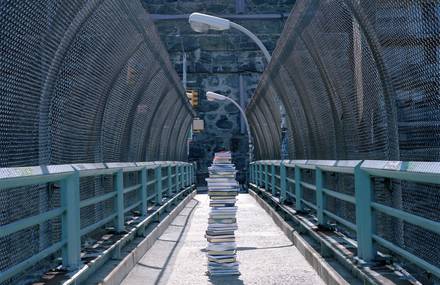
205 151 240 276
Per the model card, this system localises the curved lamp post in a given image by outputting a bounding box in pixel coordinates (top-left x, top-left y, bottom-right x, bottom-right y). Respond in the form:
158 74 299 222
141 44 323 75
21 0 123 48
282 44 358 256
189 12 271 63
206 91 253 162
189 13 289 159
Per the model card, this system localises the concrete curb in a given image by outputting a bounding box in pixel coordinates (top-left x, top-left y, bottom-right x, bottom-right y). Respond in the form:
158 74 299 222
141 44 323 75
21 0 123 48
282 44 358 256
249 189 349 285
99 189 197 285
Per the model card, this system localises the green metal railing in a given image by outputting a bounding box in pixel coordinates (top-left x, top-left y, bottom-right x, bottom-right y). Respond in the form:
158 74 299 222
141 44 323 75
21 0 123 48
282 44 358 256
250 160 440 278
0 161 195 283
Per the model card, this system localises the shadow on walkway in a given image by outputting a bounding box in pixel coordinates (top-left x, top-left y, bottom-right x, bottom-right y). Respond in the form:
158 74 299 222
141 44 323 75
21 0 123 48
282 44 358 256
134 199 199 285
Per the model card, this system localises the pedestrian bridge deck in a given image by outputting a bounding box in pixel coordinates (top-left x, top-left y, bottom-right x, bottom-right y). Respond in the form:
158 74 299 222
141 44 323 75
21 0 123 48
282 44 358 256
121 194 324 285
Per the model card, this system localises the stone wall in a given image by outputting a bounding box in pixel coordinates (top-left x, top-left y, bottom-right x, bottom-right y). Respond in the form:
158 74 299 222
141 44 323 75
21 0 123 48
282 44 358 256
142 0 294 185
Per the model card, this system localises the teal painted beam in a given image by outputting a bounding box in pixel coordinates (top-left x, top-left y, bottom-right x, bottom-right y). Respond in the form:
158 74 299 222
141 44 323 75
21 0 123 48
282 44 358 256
114 170 125 233
140 167 148 216
280 161 287 203
61 171 81 269
155 167 162 205
354 165 375 261
294 165 303 212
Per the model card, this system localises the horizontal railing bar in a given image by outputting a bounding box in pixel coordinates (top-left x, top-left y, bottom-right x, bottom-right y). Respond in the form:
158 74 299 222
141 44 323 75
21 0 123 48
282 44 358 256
124 201 141 214
373 234 440 279
301 199 317 210
0 173 72 190
161 176 167 181
322 188 355 204
274 185 281 191
300 181 316 191
146 180 156 186
361 168 440 185
0 240 66 283
147 194 156 201
323 210 356 231
123 184 141 194
80 214 117 237
286 191 296 198
0 208 65 238
80 192 116 208
371 202 440 235
274 174 280 179
286 177 295 184
78 168 119 178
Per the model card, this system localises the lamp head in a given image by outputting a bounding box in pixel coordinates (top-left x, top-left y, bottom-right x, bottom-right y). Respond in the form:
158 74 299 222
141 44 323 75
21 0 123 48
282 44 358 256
189 13 231 33
206 91 227 101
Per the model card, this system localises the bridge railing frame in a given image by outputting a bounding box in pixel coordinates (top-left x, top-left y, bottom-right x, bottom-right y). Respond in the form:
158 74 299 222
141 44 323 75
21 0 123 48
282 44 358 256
0 161 195 283
250 160 440 279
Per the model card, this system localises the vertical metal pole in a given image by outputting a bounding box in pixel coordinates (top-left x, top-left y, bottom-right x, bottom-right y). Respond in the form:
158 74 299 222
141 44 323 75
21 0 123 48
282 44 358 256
280 161 287 203
175 165 179 192
155 166 162 205
168 165 172 196
264 164 268 190
114 169 125 232
140 167 147 216
354 164 375 261
316 168 326 225
258 163 262 186
271 163 276 195
61 171 81 269
295 165 303 212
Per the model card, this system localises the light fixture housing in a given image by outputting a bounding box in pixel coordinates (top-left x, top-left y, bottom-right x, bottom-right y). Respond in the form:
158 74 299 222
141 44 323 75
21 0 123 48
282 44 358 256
206 91 227 101
189 13 231 33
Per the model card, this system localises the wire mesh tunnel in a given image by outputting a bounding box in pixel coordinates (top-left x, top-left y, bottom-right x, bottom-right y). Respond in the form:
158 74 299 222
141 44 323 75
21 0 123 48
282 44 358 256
247 0 440 276
0 0 193 280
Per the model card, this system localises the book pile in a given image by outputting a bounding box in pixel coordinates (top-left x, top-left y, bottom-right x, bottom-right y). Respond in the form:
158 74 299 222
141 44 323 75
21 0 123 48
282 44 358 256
205 151 240 276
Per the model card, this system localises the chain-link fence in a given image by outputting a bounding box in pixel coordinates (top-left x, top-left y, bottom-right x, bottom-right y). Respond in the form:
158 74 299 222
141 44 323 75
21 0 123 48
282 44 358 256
0 0 193 282
247 0 440 279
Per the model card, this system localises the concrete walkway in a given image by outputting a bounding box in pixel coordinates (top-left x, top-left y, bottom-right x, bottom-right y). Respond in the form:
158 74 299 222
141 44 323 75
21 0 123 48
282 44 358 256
121 194 324 285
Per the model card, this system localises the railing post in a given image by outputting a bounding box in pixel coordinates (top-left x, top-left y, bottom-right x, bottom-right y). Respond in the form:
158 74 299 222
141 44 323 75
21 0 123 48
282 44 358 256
294 165 303 212
354 164 375 261
155 166 162 205
280 161 287 203
168 164 172 196
140 167 147 216
114 169 125 232
175 165 179 192
61 171 81 269
258 163 262 186
315 168 326 225
264 163 268 190
179 165 184 189
271 163 276 195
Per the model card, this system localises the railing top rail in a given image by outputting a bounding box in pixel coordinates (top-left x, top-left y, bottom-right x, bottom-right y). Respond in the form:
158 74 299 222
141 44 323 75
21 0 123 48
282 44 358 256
0 161 192 190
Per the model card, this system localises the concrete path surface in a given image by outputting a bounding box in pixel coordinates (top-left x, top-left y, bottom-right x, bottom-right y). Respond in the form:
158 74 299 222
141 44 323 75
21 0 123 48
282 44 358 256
121 194 324 285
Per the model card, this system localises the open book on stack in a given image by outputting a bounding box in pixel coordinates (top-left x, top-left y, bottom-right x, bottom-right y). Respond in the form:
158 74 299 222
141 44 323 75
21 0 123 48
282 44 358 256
205 151 240 276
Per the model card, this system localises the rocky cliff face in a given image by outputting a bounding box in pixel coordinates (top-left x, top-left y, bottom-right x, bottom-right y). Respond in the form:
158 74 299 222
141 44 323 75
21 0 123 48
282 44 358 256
142 0 294 185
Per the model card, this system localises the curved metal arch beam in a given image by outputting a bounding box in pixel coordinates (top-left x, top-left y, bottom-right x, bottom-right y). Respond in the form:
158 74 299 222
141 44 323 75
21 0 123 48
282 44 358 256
153 98 183 160
148 96 181 160
281 63 324 158
342 0 400 159
252 104 269 158
255 95 280 159
248 116 263 160
118 66 164 162
88 40 145 161
38 0 105 164
266 68 312 158
164 101 189 159
258 87 282 158
119 1 195 118
175 116 192 161
255 102 273 159
139 86 174 160
300 32 346 159
246 0 320 113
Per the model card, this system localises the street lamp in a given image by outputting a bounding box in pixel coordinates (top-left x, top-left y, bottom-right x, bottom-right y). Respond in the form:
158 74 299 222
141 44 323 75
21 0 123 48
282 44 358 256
189 12 271 63
206 91 253 162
